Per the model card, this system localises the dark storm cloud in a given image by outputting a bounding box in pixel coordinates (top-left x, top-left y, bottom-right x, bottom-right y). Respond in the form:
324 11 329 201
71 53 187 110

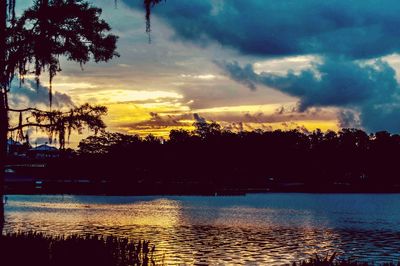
218 59 400 132
125 0 400 132
126 0 400 59
218 59 398 111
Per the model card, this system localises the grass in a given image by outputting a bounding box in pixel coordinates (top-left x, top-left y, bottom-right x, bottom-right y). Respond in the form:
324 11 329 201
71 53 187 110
293 253 400 266
1 232 399 266
0 232 156 266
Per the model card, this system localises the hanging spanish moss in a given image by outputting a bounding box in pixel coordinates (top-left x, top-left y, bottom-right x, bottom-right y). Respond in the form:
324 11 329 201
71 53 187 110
4 0 119 110
1 0 163 156
144 0 164 42
49 84 52 109
4 0 162 110
8 104 107 149
7 0 16 22
17 111 24 141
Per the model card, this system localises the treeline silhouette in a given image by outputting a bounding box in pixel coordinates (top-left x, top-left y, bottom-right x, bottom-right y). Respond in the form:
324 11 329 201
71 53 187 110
7 121 400 193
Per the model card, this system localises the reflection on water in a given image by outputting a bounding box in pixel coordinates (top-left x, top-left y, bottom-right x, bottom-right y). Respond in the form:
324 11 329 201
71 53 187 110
4 194 400 265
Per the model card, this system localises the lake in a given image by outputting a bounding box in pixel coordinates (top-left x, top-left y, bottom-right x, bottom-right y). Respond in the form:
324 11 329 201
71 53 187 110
3 193 400 265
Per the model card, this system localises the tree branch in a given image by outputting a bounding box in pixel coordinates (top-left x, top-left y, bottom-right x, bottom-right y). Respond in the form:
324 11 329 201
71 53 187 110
8 107 46 113
7 107 76 115
8 123 52 131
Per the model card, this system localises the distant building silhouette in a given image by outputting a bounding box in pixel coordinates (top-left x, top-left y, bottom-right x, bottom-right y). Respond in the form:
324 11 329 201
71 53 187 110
6 138 29 157
28 143 59 159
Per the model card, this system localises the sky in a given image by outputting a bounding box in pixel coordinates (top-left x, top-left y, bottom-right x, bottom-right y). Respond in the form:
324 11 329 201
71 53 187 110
9 0 400 146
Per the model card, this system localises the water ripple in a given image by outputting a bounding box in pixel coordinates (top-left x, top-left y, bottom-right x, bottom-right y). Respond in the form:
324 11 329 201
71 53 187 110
4 194 400 265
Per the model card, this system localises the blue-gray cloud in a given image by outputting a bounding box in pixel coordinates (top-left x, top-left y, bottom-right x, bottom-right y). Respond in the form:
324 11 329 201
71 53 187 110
9 79 75 108
126 0 400 59
218 59 397 110
218 59 400 132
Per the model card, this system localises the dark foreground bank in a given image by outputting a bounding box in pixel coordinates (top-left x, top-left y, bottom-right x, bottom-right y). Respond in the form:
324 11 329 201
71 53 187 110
0 232 155 266
294 254 400 266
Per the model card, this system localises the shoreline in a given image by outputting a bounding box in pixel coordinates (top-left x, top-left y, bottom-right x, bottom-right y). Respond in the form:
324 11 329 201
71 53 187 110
5 189 400 196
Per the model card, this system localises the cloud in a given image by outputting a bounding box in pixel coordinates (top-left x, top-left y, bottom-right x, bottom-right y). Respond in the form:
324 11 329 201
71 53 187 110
125 0 400 59
33 137 54 146
338 109 361 129
219 59 398 110
9 79 75 109
218 58 400 132
119 0 400 135
119 112 192 130
197 106 334 124
193 113 206 124
223 121 244 132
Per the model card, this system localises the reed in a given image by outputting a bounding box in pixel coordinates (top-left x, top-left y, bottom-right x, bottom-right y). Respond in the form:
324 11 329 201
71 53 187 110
293 253 400 266
2 234 400 266
0 231 156 266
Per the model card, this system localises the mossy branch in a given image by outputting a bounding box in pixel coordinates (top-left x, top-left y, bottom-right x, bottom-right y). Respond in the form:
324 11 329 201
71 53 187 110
8 103 107 149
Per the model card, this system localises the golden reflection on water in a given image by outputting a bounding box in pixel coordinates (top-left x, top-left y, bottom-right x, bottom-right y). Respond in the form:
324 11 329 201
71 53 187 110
6 197 193 264
4 195 400 265
9 197 182 227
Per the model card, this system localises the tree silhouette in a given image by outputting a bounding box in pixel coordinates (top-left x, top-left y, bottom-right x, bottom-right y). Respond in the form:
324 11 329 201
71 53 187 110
78 131 141 155
69 124 400 195
0 0 164 231
0 0 123 231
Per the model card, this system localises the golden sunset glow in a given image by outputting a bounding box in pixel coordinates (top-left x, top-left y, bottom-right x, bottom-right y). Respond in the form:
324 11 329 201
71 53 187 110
10 0 385 147
76 89 184 104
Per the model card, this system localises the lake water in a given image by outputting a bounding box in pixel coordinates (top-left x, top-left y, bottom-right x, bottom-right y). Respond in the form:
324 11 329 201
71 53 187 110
3 194 400 265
